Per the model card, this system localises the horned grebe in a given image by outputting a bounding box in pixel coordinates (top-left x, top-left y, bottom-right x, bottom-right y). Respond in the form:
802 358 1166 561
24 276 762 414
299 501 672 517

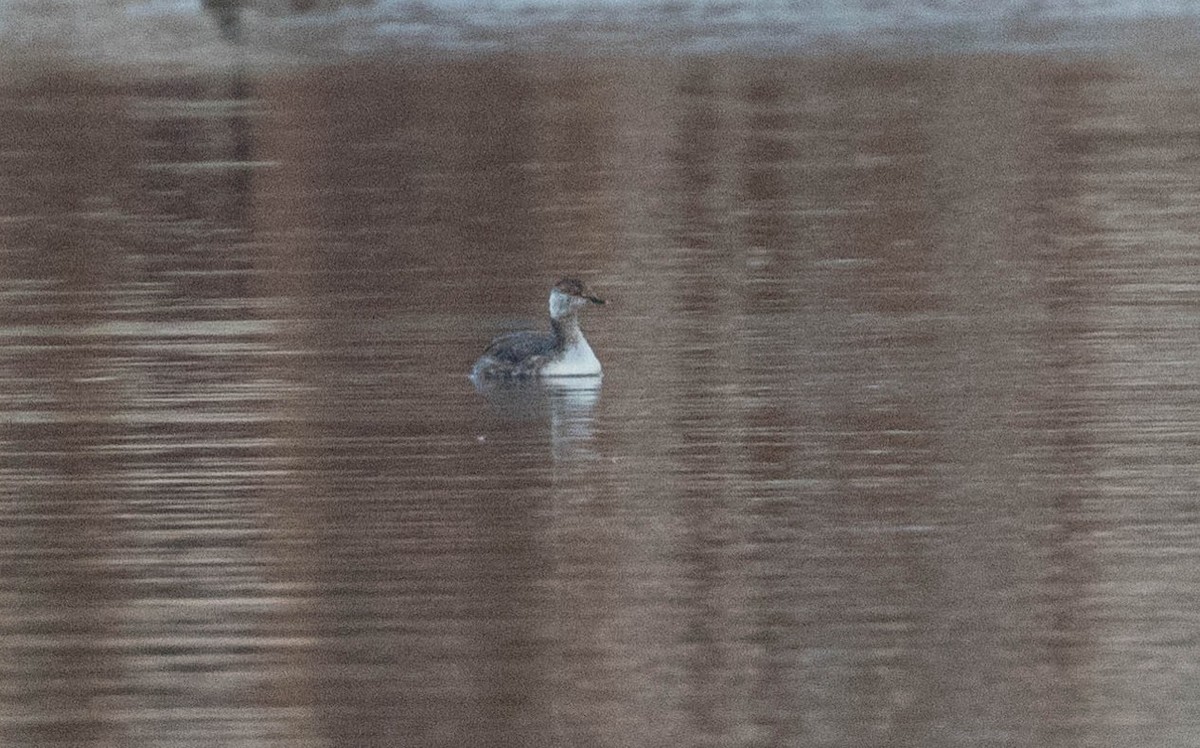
471 278 605 379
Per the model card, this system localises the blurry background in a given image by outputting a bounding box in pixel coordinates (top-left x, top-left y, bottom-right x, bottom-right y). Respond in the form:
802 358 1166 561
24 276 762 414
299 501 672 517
2 2 1200 747
2 0 1200 60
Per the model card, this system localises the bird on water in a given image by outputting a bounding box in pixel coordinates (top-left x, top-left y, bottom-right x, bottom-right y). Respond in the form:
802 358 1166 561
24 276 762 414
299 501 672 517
471 278 606 379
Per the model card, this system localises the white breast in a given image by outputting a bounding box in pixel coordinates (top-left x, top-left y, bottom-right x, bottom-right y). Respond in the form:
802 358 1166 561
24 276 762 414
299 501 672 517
540 337 602 377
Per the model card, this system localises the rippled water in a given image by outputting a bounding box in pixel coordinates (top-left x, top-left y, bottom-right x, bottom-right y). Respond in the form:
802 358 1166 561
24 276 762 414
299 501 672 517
3 47 1200 746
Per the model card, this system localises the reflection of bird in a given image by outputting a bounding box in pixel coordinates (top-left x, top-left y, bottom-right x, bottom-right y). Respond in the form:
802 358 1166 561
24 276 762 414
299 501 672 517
202 0 243 43
472 278 606 379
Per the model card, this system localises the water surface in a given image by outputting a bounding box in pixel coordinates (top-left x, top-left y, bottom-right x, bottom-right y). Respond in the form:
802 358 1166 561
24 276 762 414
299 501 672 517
2 48 1200 746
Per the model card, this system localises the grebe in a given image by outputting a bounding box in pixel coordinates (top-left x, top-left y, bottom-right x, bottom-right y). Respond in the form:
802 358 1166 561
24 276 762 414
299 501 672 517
471 278 605 379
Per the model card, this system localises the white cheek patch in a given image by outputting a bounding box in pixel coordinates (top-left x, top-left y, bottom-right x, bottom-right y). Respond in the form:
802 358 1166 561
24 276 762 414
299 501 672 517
549 288 574 319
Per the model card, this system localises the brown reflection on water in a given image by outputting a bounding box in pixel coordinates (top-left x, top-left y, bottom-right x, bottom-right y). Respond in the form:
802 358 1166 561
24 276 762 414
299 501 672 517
1 78 124 745
3 47 1200 746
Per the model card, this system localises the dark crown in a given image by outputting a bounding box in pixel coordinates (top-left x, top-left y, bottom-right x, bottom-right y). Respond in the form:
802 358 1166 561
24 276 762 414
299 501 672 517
553 278 587 296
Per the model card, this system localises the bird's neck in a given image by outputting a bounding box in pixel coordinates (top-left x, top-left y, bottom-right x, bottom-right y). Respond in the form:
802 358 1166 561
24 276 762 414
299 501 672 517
550 314 583 349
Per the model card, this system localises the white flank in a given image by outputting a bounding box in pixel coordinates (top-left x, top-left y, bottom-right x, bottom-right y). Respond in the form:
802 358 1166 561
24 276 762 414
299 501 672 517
540 336 602 377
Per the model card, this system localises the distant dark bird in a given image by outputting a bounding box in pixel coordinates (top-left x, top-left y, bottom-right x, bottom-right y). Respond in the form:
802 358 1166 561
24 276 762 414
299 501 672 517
202 0 243 43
